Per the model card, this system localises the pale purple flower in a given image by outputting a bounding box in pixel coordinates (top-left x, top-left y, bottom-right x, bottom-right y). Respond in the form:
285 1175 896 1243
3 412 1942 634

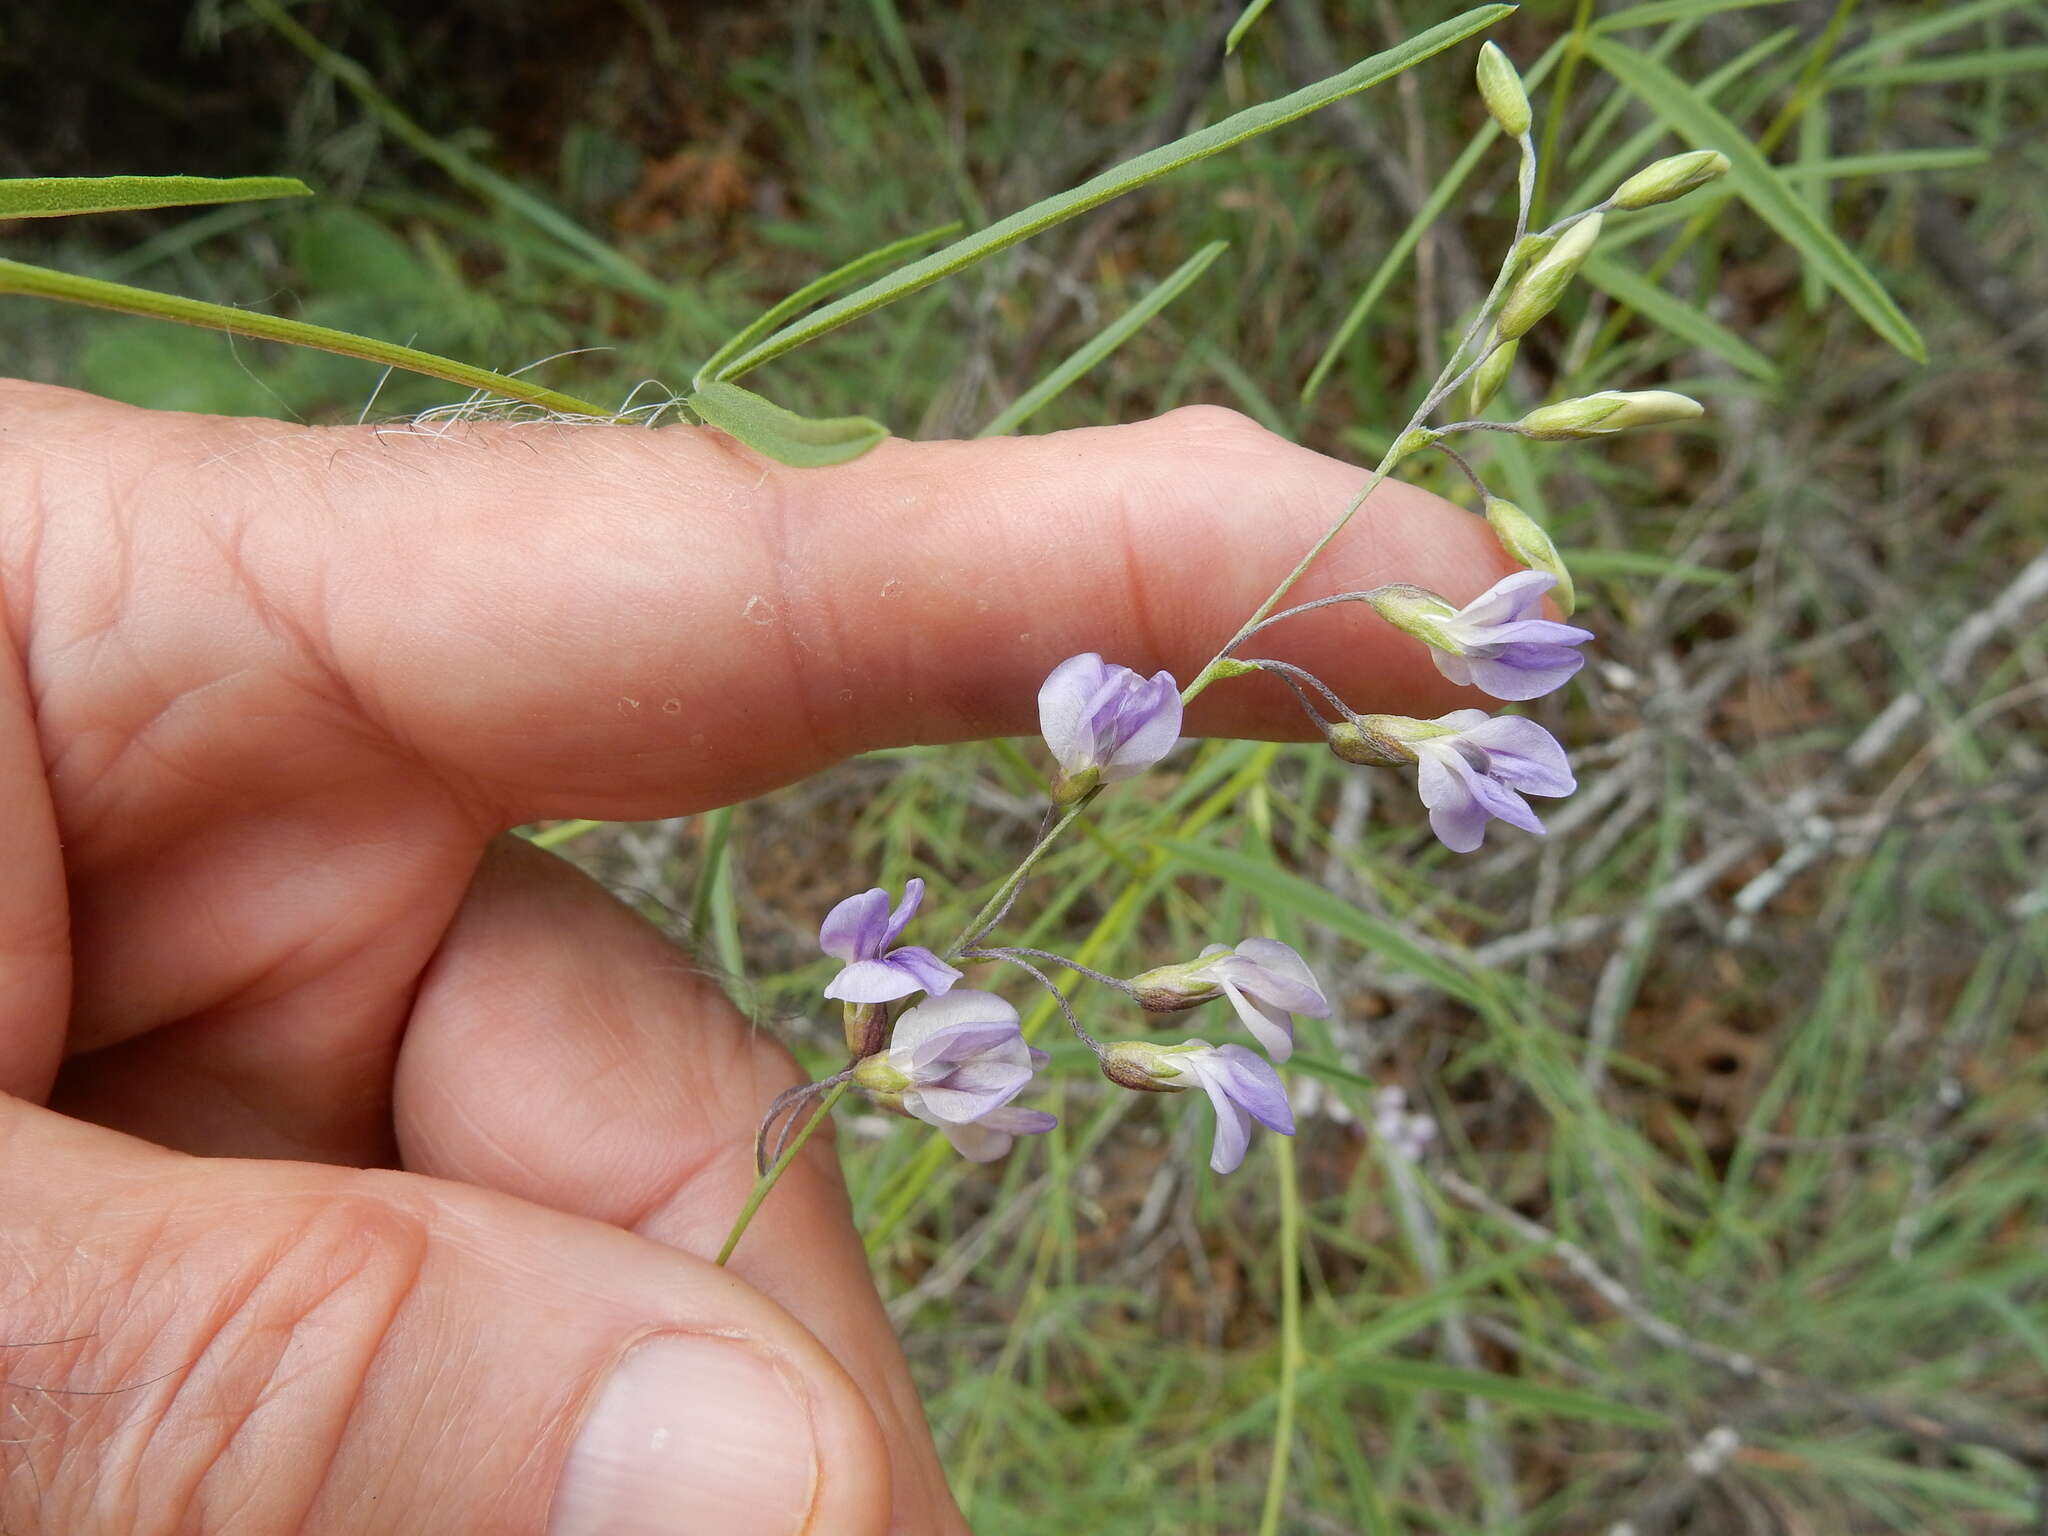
819 878 963 1003
1371 1085 1438 1164
1178 1043 1295 1175
1426 572 1593 701
887 988 1057 1160
1037 653 1182 792
1411 710 1576 853
1134 938 1330 1063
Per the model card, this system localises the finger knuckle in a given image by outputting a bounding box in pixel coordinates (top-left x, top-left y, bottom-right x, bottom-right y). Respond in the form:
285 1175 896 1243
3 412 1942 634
3 1177 427 1535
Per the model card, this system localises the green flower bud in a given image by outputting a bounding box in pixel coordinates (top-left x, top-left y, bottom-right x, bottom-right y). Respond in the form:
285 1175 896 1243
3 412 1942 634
1484 497 1575 616
1324 712 1454 767
1516 389 1702 440
1101 1040 1190 1094
1610 150 1730 211
1390 426 1441 464
842 1000 889 1057
1475 42 1532 138
1496 213 1603 342
1208 657 1263 681
1468 339 1518 415
1365 582 1460 650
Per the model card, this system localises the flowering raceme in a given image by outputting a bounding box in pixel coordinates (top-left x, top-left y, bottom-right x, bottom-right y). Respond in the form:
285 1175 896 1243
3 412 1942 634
819 878 962 1003
1037 652 1182 800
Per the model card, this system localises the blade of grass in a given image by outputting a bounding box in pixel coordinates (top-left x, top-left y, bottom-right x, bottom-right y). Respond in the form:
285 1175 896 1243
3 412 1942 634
1580 250 1781 381
693 221 963 388
979 241 1228 437
1586 35 1926 363
714 5 1514 381
0 174 311 219
0 257 608 416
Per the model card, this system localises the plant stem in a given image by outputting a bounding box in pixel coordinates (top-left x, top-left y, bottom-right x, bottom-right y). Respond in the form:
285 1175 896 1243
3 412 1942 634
1255 1131 1303 1536
716 1078 852 1266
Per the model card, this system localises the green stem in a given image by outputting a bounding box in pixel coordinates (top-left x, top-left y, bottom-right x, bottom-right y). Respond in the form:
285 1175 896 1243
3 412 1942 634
0 257 609 417
942 796 1095 959
716 1079 853 1266
1255 1131 1303 1536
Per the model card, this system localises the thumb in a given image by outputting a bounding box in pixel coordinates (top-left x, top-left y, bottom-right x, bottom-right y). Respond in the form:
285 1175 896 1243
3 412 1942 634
0 1096 891 1535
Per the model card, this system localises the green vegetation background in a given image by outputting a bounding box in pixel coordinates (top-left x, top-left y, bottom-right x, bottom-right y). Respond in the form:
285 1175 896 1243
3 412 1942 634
4 1 2044 1530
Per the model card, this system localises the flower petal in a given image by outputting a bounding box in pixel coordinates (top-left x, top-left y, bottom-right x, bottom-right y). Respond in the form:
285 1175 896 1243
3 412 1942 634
823 957 924 1003
1209 1044 1294 1134
879 876 926 949
1098 672 1182 781
1222 939 1330 1016
1453 569 1554 628
1465 647 1584 701
1194 1070 1252 1174
883 945 963 999
1037 653 1111 776
1219 978 1295 1062
1460 715 1576 797
818 886 890 962
887 988 1020 1068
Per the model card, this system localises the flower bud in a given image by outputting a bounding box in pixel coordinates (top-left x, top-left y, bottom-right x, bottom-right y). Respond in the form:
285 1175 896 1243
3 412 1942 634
1475 42 1531 137
1484 497 1575 616
842 999 890 1056
1207 657 1263 681
1496 213 1602 342
1389 427 1441 464
1610 150 1730 211
1365 583 1460 651
1515 389 1701 440
1101 1040 1189 1094
1468 338 1517 415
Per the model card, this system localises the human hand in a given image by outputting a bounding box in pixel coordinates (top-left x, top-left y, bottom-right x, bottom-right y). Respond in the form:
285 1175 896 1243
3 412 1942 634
0 380 1509 1533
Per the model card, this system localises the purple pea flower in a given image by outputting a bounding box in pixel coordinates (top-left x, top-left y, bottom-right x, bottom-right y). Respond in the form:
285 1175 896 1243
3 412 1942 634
819 877 963 1003
1130 938 1331 1063
1102 1039 1295 1174
1180 1043 1296 1174
1038 652 1182 799
882 988 1057 1161
1411 709 1576 853
1424 571 1594 701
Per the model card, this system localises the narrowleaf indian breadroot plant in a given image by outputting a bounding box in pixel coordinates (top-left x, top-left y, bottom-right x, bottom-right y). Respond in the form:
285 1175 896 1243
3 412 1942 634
716 39 1737 1261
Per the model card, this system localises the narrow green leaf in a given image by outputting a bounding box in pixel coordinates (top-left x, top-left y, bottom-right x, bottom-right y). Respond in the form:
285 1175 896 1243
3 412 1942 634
1587 37 1926 363
1580 251 1780 382
979 241 1228 437
0 257 607 416
686 381 888 467
1337 1356 1671 1429
1158 839 1485 1006
1227 0 1278 54
1833 0 2034 71
716 5 1513 381
1591 0 1790 32
1773 147 1990 180
1837 46 2048 87
0 175 312 220
1564 547 1738 586
695 221 964 389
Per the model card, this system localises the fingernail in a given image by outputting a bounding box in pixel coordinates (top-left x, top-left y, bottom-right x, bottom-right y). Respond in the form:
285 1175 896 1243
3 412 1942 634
551 1333 817 1536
